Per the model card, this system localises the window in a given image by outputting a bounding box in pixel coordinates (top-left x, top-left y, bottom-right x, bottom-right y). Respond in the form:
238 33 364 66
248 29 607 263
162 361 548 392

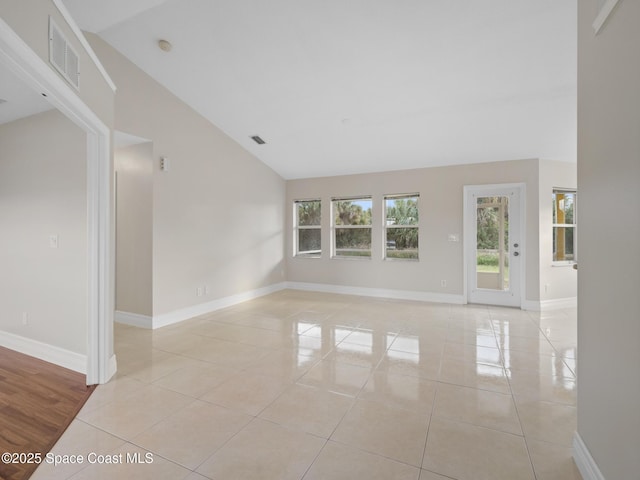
332 197 372 258
385 194 419 260
294 200 321 257
552 190 577 263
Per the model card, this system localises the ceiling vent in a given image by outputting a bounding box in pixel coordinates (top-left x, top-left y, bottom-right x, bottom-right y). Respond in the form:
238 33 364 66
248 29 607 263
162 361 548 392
251 135 266 145
49 17 80 90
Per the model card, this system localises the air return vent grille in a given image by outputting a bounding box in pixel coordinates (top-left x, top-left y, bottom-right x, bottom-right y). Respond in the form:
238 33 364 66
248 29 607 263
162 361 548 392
49 17 80 90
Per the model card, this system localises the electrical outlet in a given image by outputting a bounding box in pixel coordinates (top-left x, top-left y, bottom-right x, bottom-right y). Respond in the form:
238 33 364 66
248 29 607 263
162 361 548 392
204 285 210 296
196 287 203 297
22 312 28 325
441 280 447 287
544 284 550 293
49 234 59 248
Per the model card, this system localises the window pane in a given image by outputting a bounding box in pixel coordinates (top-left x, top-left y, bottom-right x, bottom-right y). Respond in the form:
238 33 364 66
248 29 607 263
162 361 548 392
552 189 576 263
298 229 321 257
335 228 371 257
553 192 575 225
385 196 418 225
386 227 418 259
334 199 372 226
553 226 575 262
476 196 509 291
297 200 321 226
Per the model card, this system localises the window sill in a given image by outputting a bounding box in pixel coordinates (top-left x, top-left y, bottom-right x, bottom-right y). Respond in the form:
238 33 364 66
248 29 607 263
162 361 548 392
551 262 577 268
331 256 372 261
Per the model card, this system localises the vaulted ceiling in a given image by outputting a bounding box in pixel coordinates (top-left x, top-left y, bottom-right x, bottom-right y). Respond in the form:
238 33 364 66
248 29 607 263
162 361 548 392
62 0 577 179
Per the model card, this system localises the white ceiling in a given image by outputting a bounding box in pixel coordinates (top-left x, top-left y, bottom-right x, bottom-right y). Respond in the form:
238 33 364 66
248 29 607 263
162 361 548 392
63 0 577 179
0 62 53 126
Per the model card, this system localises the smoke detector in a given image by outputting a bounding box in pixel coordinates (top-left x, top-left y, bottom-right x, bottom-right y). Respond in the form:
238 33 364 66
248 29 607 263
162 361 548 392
158 39 172 52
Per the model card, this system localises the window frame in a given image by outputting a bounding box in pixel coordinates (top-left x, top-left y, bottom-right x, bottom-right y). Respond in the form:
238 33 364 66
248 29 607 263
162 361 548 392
384 193 420 261
331 196 373 259
552 189 577 265
294 199 322 258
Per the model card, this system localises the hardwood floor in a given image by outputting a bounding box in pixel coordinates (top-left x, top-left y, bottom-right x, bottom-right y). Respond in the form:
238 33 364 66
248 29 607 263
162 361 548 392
0 347 95 480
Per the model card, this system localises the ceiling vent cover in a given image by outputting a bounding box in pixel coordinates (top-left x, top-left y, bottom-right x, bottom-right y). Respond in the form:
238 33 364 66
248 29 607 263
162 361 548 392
49 17 80 90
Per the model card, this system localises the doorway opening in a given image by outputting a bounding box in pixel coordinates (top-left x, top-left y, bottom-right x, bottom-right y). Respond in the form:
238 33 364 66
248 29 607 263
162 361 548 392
0 17 113 384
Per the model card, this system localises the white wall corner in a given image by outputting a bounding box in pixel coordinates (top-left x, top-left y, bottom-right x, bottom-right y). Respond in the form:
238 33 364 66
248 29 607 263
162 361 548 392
573 432 606 480
115 310 153 329
151 282 288 329
285 281 465 305
0 330 86 374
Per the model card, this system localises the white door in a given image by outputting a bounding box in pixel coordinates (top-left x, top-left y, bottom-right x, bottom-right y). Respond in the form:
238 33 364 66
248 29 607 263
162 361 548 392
464 184 524 307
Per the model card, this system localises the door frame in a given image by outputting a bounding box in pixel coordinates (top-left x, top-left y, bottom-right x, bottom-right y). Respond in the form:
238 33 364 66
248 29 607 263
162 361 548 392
0 18 113 384
463 183 526 308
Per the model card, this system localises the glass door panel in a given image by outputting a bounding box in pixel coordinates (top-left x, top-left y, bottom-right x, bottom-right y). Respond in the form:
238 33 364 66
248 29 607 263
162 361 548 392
476 196 509 291
466 185 522 307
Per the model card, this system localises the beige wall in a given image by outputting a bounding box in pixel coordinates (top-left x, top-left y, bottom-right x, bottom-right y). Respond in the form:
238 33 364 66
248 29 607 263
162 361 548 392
287 159 546 303
115 142 153 317
539 159 577 301
88 35 286 317
0 110 87 354
0 0 114 126
288 159 577 305
577 1 640 478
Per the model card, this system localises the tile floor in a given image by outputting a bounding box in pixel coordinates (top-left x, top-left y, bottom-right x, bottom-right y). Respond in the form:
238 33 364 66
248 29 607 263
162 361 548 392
32 290 582 480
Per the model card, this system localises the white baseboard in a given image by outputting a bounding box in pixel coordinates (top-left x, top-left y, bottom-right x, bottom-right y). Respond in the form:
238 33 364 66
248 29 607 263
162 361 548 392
285 281 465 305
0 330 86 374
115 310 153 329
573 432 606 480
152 282 288 329
522 296 577 312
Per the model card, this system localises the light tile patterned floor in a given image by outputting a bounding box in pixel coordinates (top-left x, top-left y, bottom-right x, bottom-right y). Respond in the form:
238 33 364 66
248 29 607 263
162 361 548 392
32 290 582 480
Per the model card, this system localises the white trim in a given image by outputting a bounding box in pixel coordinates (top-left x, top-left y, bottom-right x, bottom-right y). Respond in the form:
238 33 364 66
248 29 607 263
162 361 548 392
152 283 288 329
0 18 113 385
573 433 606 480
286 281 465 305
593 0 620 35
50 0 116 92
116 311 153 329
520 300 541 312
521 297 577 312
0 330 86 374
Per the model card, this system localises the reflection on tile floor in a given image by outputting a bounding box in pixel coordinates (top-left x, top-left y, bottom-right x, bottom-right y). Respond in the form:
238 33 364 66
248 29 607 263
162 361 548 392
32 290 582 480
